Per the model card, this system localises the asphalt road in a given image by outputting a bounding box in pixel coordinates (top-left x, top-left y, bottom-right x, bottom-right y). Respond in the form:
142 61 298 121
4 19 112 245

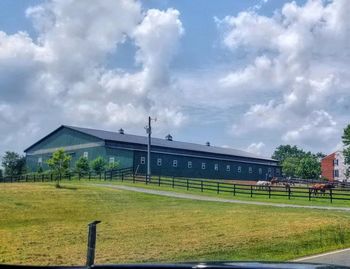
293 248 350 267
93 183 350 211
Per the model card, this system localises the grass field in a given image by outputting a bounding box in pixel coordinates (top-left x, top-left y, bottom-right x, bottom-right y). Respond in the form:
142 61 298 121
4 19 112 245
1 182 350 265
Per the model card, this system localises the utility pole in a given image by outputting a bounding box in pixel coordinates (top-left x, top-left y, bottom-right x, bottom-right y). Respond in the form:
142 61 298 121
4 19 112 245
145 116 156 182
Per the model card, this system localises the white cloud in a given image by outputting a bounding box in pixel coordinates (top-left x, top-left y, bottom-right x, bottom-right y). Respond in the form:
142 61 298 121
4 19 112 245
0 0 185 155
246 142 265 156
216 0 350 153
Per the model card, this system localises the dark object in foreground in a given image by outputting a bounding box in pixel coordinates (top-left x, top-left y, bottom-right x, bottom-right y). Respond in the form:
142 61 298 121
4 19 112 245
0 262 349 269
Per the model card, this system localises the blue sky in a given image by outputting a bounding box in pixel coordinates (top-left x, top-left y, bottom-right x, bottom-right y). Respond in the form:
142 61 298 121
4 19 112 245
0 0 348 158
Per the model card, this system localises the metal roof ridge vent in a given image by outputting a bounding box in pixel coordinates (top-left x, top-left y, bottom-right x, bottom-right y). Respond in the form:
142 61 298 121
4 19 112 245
165 134 173 141
206 141 210 146
118 128 124 135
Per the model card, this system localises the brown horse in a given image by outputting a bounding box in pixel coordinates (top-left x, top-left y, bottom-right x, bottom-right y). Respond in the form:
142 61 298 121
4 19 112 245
310 183 335 196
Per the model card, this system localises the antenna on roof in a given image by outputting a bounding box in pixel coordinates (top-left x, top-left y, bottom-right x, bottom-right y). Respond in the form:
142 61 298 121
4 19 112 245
206 141 210 146
118 128 124 134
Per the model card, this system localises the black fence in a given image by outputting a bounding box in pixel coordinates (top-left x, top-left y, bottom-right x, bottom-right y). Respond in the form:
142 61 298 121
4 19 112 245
0 167 134 183
2 168 350 203
113 174 350 203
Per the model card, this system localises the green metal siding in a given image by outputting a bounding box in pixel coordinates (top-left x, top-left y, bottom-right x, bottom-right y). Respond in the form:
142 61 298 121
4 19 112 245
105 147 134 168
27 127 101 152
134 151 278 180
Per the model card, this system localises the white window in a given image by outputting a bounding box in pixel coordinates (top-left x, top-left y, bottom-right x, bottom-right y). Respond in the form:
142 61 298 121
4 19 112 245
226 165 230 171
214 164 219 171
173 160 178 167
157 158 162 166
249 167 253 174
109 157 115 164
83 152 88 159
188 161 192 168
238 166 242 173
259 168 262 175
276 168 280 175
140 156 145 164
202 163 206 169
38 157 42 164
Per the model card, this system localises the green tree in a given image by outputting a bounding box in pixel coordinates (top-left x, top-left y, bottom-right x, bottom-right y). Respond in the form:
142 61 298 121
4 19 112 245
91 157 106 174
281 157 300 177
272 145 306 164
46 149 71 175
75 156 90 175
296 156 321 179
1 151 26 176
107 161 119 170
342 124 350 165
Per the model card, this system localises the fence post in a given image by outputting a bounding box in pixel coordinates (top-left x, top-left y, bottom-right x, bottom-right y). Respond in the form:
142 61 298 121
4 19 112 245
79 172 81 181
158 176 160 186
42 174 44 182
268 186 271 198
104 171 106 181
59 173 62 182
89 172 91 180
201 180 203 192
233 184 236 196
308 188 311 201
288 187 291 200
86 220 101 268
133 173 135 183
172 177 174 188
250 185 253 197
50 173 53 182
217 182 219 194
186 178 189 190
122 173 124 182
330 188 333 203
110 171 112 180
34 174 36 182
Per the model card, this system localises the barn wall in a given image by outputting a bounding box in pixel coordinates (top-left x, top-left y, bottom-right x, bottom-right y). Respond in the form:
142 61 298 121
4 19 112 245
134 151 279 180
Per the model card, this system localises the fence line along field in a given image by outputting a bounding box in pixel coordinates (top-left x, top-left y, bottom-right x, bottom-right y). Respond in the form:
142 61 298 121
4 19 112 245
1 182 350 265
3 167 350 205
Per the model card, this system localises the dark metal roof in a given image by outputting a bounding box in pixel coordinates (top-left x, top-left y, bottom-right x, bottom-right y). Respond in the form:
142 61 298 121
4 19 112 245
64 125 276 162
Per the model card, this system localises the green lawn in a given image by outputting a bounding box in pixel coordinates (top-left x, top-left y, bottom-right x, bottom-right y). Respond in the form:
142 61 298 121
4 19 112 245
1 182 350 266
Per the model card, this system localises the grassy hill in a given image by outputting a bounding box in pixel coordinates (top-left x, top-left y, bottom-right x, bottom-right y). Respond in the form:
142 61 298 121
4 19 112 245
1 182 350 265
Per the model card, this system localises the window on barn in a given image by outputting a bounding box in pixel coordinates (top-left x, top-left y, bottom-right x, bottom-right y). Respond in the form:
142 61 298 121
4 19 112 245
276 168 280 175
157 158 162 166
214 164 219 171
83 152 88 159
226 165 230 171
188 161 192 168
249 167 252 173
173 160 178 167
259 168 262 175
334 159 339 166
109 157 115 164
202 163 206 169
140 156 145 164
238 166 241 173
38 157 42 164
268 168 272 173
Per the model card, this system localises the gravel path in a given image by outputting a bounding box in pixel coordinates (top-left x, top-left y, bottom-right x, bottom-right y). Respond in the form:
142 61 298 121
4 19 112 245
93 184 350 212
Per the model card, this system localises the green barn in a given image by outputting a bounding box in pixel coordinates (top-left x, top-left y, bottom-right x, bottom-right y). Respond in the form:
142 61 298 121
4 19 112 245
24 125 280 180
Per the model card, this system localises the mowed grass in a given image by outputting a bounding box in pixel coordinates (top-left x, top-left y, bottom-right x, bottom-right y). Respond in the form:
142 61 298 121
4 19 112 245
1 183 350 265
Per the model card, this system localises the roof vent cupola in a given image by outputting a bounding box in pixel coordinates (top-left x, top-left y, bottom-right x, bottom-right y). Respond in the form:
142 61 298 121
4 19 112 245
206 141 210 146
165 134 173 141
118 128 124 135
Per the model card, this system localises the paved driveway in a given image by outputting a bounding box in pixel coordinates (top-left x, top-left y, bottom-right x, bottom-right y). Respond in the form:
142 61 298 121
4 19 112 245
293 248 350 266
93 183 350 212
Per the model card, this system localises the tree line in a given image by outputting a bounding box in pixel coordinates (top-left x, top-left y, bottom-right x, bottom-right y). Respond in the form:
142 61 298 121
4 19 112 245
0 149 119 178
272 123 350 180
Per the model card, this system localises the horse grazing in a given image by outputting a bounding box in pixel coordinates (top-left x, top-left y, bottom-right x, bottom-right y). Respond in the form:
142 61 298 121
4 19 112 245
310 183 335 196
256 181 271 190
270 177 279 186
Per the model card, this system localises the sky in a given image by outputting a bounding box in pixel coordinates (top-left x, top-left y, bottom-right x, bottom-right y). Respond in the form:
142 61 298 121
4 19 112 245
0 0 349 158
